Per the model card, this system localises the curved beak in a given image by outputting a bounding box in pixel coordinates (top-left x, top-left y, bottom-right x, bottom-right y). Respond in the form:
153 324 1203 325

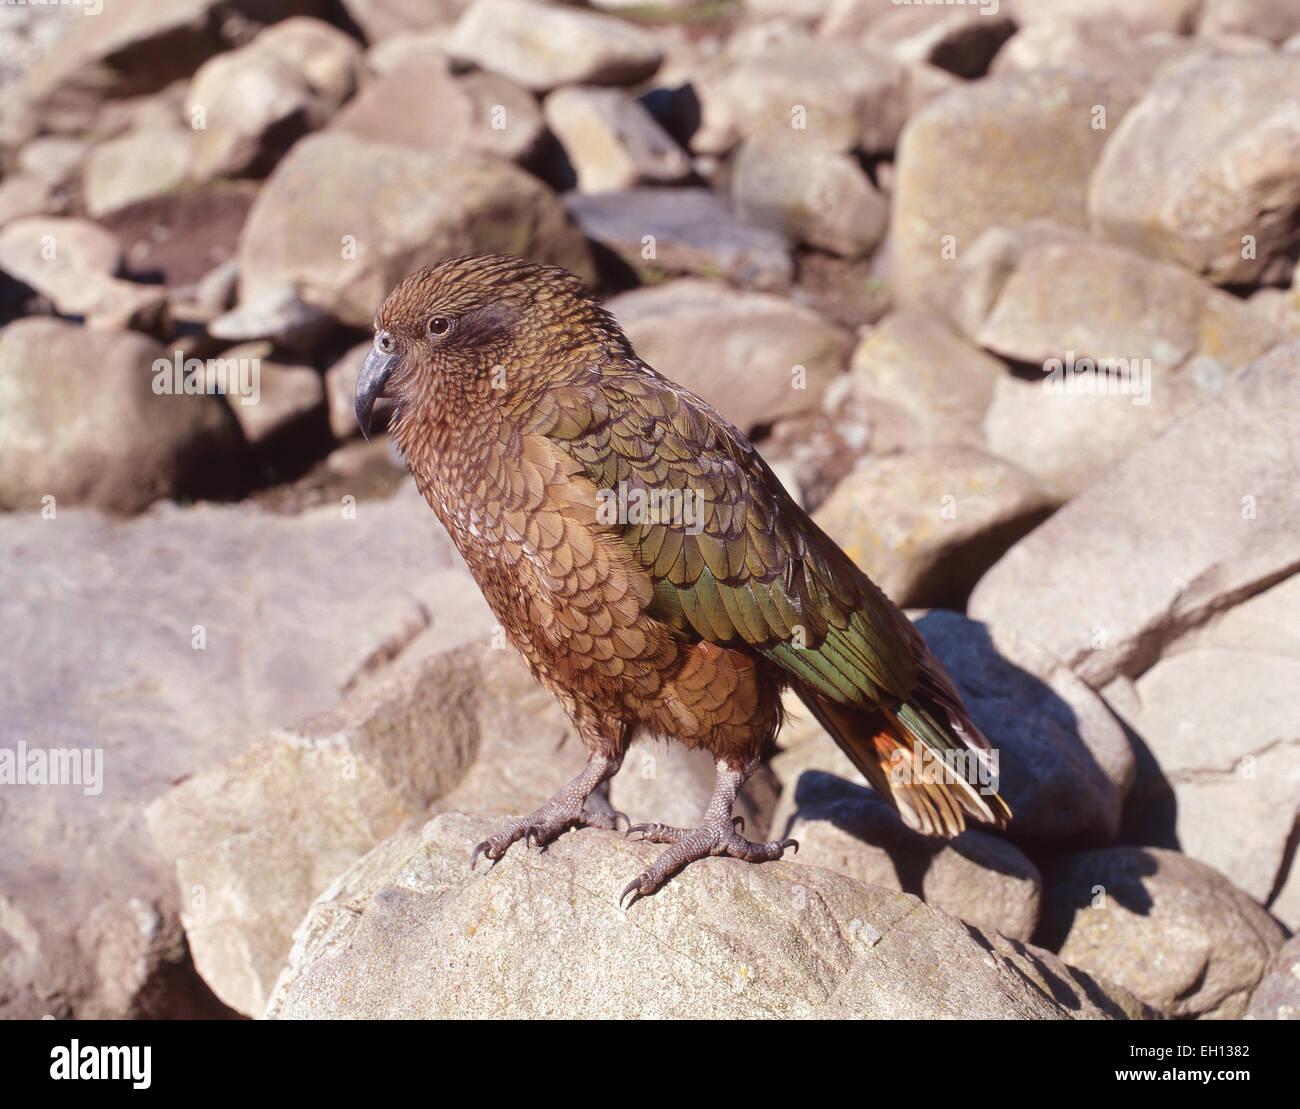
355 344 399 442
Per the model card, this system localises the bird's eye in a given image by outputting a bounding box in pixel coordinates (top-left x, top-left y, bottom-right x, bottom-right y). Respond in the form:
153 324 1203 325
427 316 452 337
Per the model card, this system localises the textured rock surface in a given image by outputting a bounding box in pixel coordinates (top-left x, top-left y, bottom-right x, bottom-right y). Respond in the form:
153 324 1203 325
1038 847 1285 1019
0 483 494 1017
267 813 1152 1019
813 445 1052 608
236 132 592 328
970 341 1300 687
605 278 851 432
891 69 1139 306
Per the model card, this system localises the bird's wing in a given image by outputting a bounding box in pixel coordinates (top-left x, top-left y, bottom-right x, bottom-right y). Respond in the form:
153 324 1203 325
521 362 920 709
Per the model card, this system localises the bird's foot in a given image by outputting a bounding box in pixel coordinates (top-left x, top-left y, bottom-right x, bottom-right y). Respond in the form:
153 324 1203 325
620 815 796 908
470 754 625 869
626 815 745 844
472 803 627 868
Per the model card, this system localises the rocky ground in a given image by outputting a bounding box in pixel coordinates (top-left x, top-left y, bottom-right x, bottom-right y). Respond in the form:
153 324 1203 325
1 0 1298 1020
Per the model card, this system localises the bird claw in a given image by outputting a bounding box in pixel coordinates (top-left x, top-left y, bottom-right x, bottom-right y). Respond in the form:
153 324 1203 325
619 876 647 910
470 840 500 871
732 815 745 833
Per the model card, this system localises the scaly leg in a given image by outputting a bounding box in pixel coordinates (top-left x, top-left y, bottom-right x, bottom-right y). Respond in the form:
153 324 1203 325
622 758 797 907
471 753 625 868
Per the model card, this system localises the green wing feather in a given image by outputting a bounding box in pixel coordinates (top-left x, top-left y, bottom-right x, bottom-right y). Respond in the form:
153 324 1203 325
523 359 920 709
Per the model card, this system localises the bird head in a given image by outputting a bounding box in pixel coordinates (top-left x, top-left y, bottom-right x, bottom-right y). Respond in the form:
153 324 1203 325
354 253 618 440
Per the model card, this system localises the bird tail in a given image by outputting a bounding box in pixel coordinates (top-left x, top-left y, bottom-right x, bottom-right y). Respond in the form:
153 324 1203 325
794 673 1011 838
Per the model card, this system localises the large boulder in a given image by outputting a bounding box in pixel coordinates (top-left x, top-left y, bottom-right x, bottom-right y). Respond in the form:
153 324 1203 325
969 341 1300 688
234 132 592 328
266 813 1153 1018
564 188 793 291
446 0 663 92
604 278 852 433
185 17 364 180
813 445 1052 608
1038 847 1285 1018
146 638 531 1017
0 481 494 1017
0 318 240 513
890 68 1139 306
1107 572 1300 928
1088 55 1300 285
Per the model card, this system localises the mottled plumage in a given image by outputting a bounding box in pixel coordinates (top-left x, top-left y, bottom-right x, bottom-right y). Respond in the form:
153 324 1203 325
355 254 1011 903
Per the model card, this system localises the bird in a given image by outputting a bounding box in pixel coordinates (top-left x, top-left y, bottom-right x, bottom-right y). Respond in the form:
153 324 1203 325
355 253 1011 907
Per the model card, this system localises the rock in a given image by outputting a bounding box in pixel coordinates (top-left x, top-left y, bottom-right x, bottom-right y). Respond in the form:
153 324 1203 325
0 216 122 291
82 129 193 219
0 174 62 226
15 0 229 134
1249 933 1300 1020
32 271 171 335
1037 847 1285 1018
1003 0 1200 35
266 812 1152 1018
770 772 1042 940
990 19 1255 83
204 342 326 451
95 180 259 288
185 17 364 180
331 52 544 166
1199 0 1300 42
791 251 893 330
772 611 1136 844
447 0 664 92
605 278 852 431
0 477 494 1017
341 0 470 43
235 132 592 328
208 283 334 351
16 135 88 188
1089 55 1300 286
812 446 1052 609
0 218 146 332
729 133 887 259
969 341 1300 688
847 309 1005 449
1106 573 1300 926
543 86 691 193
146 635 512 1017
323 341 372 441
835 2 1017 79
564 187 792 290
0 318 240 513
890 68 1139 306
691 35 906 156
955 222 1281 499
1247 286 1300 338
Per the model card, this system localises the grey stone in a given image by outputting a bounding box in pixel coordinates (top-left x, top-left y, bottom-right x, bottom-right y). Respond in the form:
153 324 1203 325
1088 55 1300 285
266 812 1153 1018
564 187 792 290
604 278 852 432
235 132 592 328
969 341 1300 688
1038 846 1285 1018
447 0 664 92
